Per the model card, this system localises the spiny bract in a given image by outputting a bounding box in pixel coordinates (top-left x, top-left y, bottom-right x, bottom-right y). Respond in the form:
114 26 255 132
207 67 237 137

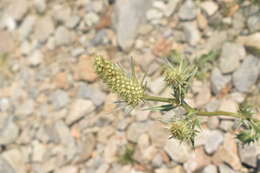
94 56 145 107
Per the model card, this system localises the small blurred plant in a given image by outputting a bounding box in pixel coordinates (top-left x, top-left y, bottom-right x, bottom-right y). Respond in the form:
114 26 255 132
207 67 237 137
194 50 219 80
94 52 260 146
118 144 135 165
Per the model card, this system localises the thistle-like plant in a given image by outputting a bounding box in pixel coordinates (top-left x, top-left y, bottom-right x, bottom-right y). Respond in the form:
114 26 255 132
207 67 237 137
94 52 260 145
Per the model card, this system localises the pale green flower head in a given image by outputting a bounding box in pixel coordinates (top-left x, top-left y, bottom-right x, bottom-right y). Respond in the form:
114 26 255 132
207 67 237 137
94 56 145 107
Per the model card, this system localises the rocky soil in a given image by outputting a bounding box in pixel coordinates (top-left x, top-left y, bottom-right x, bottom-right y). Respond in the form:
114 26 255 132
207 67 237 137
0 0 260 173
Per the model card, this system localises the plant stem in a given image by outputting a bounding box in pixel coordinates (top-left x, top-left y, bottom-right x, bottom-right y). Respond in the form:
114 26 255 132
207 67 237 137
143 94 259 122
143 95 176 104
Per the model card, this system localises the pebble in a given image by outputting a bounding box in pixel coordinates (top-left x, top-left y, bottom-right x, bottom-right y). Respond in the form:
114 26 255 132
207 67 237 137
52 6 71 24
147 121 169 147
114 0 152 51
33 16 55 43
218 164 236 173
31 140 47 162
6 0 29 21
164 138 192 163
66 16 81 29
146 9 163 21
34 0 46 14
0 31 15 53
202 164 218 173
77 83 106 107
219 120 234 132
219 42 246 74
200 1 218 16
75 55 97 82
236 32 260 50
183 22 201 46
54 26 74 47
232 55 260 92
150 77 165 94
50 90 70 110
0 114 19 145
66 99 95 125
0 156 15 173
127 122 148 143
15 99 35 118
211 68 231 95
204 130 224 154
78 133 96 162
18 15 35 41
238 143 260 168
213 133 241 170
164 0 181 17
178 0 198 21
247 14 260 33
84 12 99 27
56 166 78 173
2 149 26 173
27 50 43 66
207 117 220 129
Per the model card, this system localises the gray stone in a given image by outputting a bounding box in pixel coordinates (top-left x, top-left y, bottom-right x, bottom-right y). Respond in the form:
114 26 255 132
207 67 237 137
218 164 236 173
2 149 26 173
54 121 77 161
65 16 80 29
27 50 43 66
77 83 106 107
6 0 29 21
219 120 234 132
238 143 259 168
33 16 55 42
204 130 224 154
78 133 96 162
219 42 246 74
18 15 35 41
0 156 15 173
56 166 78 173
0 114 19 145
232 55 259 92
66 99 95 125
127 122 148 143
205 98 220 112
146 9 163 21
114 0 152 51
211 68 231 94
202 164 217 173
50 90 70 110
183 22 201 46
15 99 35 118
91 29 107 46
54 26 73 47
52 5 71 24
34 0 46 13
84 12 99 27
0 98 10 112
178 0 198 21
164 138 192 163
32 140 47 162
237 32 260 50
200 1 218 16
150 77 165 94
207 117 219 129
247 15 260 33
164 0 181 17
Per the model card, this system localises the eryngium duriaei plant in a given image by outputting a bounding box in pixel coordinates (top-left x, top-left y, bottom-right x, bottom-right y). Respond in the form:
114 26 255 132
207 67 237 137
94 56 145 107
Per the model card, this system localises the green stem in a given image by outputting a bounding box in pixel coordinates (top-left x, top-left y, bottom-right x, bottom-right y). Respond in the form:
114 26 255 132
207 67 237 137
143 94 259 122
143 95 176 104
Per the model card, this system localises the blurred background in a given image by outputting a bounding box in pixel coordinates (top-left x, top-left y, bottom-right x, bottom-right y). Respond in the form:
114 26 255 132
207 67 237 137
0 0 260 172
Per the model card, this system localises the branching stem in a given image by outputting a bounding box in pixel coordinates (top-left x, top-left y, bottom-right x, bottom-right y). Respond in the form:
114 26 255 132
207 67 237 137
143 94 259 122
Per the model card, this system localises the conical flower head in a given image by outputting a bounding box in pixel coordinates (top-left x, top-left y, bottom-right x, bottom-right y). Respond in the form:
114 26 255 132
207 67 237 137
94 56 145 107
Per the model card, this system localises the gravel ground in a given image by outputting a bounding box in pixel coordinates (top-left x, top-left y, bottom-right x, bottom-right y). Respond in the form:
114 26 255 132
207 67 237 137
0 0 260 173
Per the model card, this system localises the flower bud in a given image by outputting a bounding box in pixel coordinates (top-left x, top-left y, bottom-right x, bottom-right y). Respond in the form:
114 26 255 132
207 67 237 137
94 56 145 107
